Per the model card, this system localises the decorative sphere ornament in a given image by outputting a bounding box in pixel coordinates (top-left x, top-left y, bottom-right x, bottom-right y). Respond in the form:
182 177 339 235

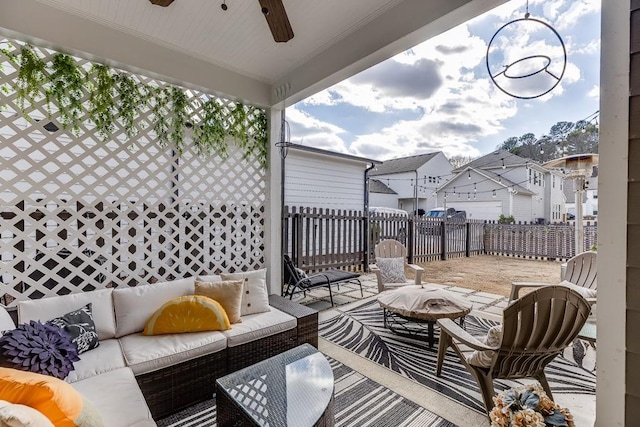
486 17 566 100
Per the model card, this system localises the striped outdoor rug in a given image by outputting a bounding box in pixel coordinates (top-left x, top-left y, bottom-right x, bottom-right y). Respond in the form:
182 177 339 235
319 298 597 414
157 357 455 427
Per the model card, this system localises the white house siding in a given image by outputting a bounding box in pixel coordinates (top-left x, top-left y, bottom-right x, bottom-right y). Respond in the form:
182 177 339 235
369 193 400 209
285 151 365 211
545 172 566 223
511 194 533 223
416 152 454 211
439 172 513 221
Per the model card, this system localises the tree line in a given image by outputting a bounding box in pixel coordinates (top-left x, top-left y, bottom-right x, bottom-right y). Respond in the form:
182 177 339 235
497 121 598 163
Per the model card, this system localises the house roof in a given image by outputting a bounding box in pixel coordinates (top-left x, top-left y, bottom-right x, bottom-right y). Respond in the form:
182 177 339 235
369 179 397 194
439 167 535 196
369 152 439 176
0 0 507 107
289 143 380 165
453 149 536 172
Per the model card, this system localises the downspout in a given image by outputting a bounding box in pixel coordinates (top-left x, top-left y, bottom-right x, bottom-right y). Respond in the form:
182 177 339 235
363 163 376 272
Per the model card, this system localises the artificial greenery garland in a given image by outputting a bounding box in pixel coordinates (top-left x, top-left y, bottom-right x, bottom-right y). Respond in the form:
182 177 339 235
1 43 268 168
49 53 85 134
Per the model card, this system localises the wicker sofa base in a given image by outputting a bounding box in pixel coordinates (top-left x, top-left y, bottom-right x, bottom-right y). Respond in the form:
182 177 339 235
136 296 318 420
227 327 297 373
136 349 228 419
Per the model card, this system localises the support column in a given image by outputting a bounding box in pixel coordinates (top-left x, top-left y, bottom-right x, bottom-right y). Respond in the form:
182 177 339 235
265 107 283 295
597 0 628 425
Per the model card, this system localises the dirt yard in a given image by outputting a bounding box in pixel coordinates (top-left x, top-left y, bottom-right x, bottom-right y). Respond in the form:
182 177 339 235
412 255 561 297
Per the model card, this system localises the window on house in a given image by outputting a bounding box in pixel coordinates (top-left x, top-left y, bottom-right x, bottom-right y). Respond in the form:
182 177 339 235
593 192 598 199
553 176 555 188
529 169 532 183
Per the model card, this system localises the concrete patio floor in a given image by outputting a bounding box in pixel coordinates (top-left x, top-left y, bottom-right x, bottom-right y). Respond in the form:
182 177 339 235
291 274 596 426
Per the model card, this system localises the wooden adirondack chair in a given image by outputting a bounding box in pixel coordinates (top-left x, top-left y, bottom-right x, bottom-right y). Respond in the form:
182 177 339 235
509 251 597 303
436 286 591 417
369 239 424 293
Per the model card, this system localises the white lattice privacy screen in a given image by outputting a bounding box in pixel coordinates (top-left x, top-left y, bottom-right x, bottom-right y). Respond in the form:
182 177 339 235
0 39 267 306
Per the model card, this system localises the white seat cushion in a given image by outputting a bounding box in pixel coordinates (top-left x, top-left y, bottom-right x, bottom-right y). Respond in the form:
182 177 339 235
112 278 195 337
17 289 116 340
222 307 296 347
118 331 227 375
66 339 126 383
71 368 155 427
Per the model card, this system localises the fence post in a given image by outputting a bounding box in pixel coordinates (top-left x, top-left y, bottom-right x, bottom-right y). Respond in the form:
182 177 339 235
407 217 414 264
441 220 447 260
466 222 471 257
363 210 369 272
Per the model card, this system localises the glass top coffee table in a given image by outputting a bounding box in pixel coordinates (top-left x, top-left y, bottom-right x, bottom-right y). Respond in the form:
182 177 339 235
215 344 335 427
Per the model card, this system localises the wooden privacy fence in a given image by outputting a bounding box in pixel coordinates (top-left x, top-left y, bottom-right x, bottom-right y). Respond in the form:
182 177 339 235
283 206 366 272
283 207 599 271
283 206 486 272
484 221 598 260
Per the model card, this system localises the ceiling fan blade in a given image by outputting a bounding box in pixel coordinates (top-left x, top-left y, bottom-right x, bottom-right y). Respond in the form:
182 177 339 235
149 0 175 7
258 0 294 43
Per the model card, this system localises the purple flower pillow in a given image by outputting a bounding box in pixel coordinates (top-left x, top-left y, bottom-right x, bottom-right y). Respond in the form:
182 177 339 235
0 320 80 379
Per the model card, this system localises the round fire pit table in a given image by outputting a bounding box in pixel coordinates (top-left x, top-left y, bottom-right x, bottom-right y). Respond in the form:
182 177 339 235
377 285 473 347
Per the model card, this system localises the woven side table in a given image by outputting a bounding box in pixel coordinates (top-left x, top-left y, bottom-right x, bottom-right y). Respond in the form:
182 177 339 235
269 294 319 347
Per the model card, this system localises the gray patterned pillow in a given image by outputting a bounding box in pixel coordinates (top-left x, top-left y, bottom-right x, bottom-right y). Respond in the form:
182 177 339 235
376 257 407 284
48 303 99 354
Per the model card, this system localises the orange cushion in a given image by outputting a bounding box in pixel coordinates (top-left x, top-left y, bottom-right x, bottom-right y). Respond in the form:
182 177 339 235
0 368 83 427
143 295 231 335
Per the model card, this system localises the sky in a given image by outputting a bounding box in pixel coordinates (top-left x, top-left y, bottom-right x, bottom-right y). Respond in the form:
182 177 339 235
287 0 601 161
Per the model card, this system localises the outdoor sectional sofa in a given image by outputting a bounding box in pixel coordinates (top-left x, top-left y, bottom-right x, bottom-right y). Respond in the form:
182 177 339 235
0 275 318 426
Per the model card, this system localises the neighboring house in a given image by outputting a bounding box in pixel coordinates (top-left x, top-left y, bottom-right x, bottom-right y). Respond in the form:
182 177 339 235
368 152 454 213
369 179 398 208
284 144 380 211
435 149 565 223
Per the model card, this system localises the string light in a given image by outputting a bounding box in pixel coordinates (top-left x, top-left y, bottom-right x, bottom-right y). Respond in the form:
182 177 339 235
502 158 506 169
468 170 471 179
474 183 477 193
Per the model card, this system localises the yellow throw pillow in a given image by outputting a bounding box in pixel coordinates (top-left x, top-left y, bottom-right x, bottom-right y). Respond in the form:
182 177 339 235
194 279 244 324
0 368 83 427
143 295 231 335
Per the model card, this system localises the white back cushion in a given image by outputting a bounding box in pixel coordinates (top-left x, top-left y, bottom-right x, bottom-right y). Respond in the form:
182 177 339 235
112 278 195 337
0 307 15 332
17 289 115 340
197 275 222 282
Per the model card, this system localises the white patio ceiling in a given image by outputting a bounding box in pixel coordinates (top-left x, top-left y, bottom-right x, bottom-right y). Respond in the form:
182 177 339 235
0 0 506 107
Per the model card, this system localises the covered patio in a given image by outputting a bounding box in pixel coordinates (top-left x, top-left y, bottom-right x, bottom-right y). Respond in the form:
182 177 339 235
0 0 631 426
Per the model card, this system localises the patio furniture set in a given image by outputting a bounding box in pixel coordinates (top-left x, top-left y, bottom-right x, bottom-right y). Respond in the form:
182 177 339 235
0 274 325 427
368 240 597 417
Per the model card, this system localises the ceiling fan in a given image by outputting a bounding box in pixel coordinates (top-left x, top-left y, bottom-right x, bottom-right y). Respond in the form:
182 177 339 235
149 0 294 43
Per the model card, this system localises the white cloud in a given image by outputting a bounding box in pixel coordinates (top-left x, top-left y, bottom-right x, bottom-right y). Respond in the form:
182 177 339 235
286 106 350 153
587 85 599 98
556 0 601 31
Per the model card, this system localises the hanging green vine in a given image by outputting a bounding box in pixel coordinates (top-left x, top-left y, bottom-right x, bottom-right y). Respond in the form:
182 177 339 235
48 53 85 134
169 85 189 155
151 86 170 149
115 73 142 139
3 41 269 168
14 45 47 116
88 64 117 140
194 97 227 158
